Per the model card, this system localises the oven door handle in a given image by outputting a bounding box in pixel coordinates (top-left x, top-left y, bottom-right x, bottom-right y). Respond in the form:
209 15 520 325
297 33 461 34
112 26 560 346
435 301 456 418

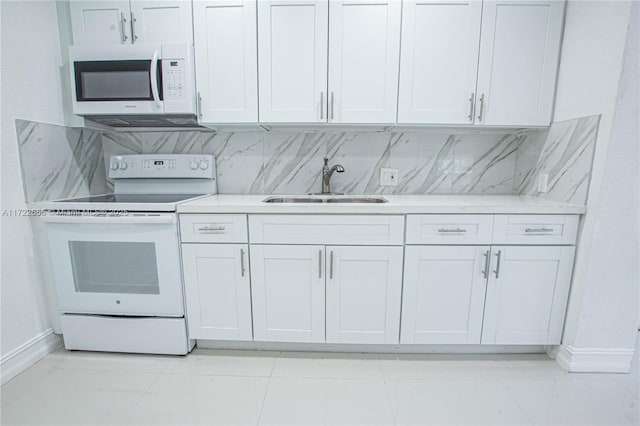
150 51 161 108
42 214 176 225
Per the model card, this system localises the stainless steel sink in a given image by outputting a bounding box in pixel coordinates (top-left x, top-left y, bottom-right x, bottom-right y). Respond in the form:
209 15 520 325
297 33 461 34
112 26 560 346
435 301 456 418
263 197 324 203
263 196 388 204
325 197 387 203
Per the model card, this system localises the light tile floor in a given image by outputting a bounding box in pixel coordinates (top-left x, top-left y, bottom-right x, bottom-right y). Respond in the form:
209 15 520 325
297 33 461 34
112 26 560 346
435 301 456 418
1 338 638 425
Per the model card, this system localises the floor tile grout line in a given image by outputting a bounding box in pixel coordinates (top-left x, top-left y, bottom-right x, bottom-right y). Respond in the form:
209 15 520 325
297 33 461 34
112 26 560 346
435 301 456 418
497 378 538 426
255 356 277 425
380 366 398 426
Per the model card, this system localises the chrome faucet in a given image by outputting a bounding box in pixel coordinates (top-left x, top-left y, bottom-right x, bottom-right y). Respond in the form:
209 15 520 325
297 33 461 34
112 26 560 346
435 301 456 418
321 157 345 194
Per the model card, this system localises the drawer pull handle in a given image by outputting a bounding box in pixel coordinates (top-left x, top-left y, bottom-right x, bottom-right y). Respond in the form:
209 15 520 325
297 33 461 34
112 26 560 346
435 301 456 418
438 228 467 233
329 250 334 280
318 250 323 279
494 250 502 279
198 226 226 233
525 227 554 233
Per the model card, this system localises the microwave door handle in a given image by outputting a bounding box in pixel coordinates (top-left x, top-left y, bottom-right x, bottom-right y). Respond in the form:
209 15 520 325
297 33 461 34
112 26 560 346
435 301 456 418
150 51 161 108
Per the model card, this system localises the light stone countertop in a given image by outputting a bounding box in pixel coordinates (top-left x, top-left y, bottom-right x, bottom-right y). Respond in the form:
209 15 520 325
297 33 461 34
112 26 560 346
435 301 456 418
177 194 586 215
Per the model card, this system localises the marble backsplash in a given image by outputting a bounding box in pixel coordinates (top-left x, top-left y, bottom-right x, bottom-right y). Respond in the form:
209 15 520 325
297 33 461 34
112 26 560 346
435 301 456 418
16 115 599 205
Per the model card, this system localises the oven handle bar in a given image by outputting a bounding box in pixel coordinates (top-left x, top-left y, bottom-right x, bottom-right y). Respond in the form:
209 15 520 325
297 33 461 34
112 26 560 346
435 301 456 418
42 214 176 225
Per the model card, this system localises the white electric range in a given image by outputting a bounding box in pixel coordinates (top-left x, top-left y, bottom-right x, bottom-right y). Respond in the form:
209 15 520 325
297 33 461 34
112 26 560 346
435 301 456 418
42 154 216 355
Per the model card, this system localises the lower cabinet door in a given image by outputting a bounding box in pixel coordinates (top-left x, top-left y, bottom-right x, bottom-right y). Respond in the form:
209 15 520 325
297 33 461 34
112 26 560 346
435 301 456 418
401 246 490 344
250 245 325 343
181 244 252 340
326 246 403 344
482 245 575 345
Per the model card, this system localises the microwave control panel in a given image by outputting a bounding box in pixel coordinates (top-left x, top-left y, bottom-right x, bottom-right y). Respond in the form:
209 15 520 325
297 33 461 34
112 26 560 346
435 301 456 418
162 59 186 100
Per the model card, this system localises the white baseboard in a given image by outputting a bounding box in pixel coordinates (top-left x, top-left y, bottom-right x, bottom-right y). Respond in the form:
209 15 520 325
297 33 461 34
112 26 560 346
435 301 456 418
0 329 63 385
547 344 635 373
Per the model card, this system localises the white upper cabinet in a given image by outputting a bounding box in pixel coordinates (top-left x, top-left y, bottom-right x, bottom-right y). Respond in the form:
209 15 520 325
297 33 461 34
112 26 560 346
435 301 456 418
70 1 193 45
475 0 565 126
401 246 489 344
258 1 328 122
398 0 564 127
398 0 482 125
128 0 194 44
328 0 401 123
326 246 403 344
481 246 575 345
70 1 131 45
193 0 258 123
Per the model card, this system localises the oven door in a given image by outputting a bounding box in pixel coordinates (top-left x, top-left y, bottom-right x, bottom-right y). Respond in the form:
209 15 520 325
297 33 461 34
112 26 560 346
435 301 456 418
44 213 184 317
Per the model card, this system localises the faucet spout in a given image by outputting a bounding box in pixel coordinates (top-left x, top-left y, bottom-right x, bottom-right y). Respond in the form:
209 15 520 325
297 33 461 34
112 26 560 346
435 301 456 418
321 157 345 194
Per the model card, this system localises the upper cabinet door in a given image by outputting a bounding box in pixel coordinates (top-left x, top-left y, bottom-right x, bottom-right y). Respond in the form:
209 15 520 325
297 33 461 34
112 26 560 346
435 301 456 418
129 0 194 44
475 0 565 126
325 246 403 344
193 0 258 123
481 246 575 345
258 1 329 123
327 0 401 124
70 1 131 45
397 0 482 124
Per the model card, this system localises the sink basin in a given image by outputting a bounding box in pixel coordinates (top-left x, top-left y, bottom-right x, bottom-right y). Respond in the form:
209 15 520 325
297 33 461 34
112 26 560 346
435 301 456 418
326 197 387 203
263 196 388 204
263 197 324 203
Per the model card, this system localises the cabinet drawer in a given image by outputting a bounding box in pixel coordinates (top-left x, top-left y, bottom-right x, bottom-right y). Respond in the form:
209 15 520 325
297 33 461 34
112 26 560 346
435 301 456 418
492 215 579 245
180 214 248 243
406 215 493 245
249 215 404 245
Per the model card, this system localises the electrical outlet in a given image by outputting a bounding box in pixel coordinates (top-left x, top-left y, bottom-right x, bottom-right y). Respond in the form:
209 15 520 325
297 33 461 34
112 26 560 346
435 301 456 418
380 168 399 186
537 173 549 193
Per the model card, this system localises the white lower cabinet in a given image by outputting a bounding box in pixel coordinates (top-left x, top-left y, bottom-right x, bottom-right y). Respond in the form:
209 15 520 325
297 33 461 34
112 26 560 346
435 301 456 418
326 246 403 344
401 244 575 345
481 245 575 345
181 244 252 340
250 244 403 344
250 245 326 343
401 246 489 344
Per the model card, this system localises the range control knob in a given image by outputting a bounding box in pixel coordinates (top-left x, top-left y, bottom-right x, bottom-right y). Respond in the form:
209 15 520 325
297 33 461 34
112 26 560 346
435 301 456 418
111 162 119 171
119 161 128 170
199 160 209 170
189 160 199 170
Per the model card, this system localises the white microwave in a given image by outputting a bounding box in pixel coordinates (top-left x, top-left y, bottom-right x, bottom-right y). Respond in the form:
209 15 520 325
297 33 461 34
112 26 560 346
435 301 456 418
69 43 198 127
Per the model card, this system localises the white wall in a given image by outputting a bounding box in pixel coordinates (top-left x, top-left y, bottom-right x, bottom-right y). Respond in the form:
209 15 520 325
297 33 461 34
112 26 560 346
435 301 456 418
1 1 67 378
553 0 638 366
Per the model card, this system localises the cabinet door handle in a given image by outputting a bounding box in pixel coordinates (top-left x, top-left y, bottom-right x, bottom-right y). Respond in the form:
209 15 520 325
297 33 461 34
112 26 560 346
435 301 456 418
198 226 226 233
120 12 129 43
477 93 485 121
330 92 335 120
197 92 203 119
438 228 467 233
329 250 334 279
525 227 554 233
482 249 490 279
318 250 322 279
130 12 138 44
493 250 502 279
468 93 475 122
320 92 324 120
240 249 246 277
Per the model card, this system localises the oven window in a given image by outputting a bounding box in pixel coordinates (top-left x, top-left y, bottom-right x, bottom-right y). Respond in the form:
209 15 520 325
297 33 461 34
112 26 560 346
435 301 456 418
69 241 160 295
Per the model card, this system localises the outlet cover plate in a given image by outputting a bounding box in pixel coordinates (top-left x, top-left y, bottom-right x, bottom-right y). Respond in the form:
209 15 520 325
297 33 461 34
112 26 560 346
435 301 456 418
380 168 398 186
